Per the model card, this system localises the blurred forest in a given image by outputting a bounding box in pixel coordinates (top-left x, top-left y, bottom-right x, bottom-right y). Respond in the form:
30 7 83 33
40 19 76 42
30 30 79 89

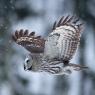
0 0 95 95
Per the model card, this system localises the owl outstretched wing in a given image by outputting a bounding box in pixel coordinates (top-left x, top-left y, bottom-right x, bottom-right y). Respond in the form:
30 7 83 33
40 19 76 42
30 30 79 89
44 15 84 63
12 29 45 53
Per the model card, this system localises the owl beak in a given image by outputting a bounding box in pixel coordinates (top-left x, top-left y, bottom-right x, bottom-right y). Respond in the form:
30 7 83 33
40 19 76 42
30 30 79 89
27 66 32 70
24 65 32 71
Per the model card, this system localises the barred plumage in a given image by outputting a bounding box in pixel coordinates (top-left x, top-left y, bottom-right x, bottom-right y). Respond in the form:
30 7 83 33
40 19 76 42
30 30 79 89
12 15 88 75
44 16 82 62
12 29 45 53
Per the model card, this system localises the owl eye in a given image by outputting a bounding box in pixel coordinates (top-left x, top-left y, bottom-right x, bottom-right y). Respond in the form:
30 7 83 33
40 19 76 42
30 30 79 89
26 59 30 63
24 57 32 70
25 58 30 64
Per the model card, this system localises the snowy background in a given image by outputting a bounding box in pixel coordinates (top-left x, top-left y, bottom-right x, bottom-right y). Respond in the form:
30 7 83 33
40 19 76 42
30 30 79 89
0 0 95 95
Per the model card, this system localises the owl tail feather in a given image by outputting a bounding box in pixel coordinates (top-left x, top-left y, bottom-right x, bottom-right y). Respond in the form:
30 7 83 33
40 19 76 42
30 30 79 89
68 63 88 71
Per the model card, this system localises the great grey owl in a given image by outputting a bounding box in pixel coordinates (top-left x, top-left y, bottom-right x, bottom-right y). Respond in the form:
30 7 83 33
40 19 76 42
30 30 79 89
12 15 88 75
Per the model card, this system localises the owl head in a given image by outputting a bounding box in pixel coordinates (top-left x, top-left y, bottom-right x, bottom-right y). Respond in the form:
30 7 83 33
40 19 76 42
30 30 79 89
24 53 43 71
24 55 33 71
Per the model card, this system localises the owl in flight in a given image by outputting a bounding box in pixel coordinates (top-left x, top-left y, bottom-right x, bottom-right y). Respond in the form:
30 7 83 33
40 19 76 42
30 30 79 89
12 15 88 75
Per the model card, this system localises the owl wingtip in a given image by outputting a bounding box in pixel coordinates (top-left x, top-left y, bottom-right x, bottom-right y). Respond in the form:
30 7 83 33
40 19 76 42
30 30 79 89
52 15 84 32
12 35 17 42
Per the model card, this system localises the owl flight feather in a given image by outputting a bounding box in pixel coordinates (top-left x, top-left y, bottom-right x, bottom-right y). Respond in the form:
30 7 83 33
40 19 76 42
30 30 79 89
12 29 45 53
12 15 88 75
